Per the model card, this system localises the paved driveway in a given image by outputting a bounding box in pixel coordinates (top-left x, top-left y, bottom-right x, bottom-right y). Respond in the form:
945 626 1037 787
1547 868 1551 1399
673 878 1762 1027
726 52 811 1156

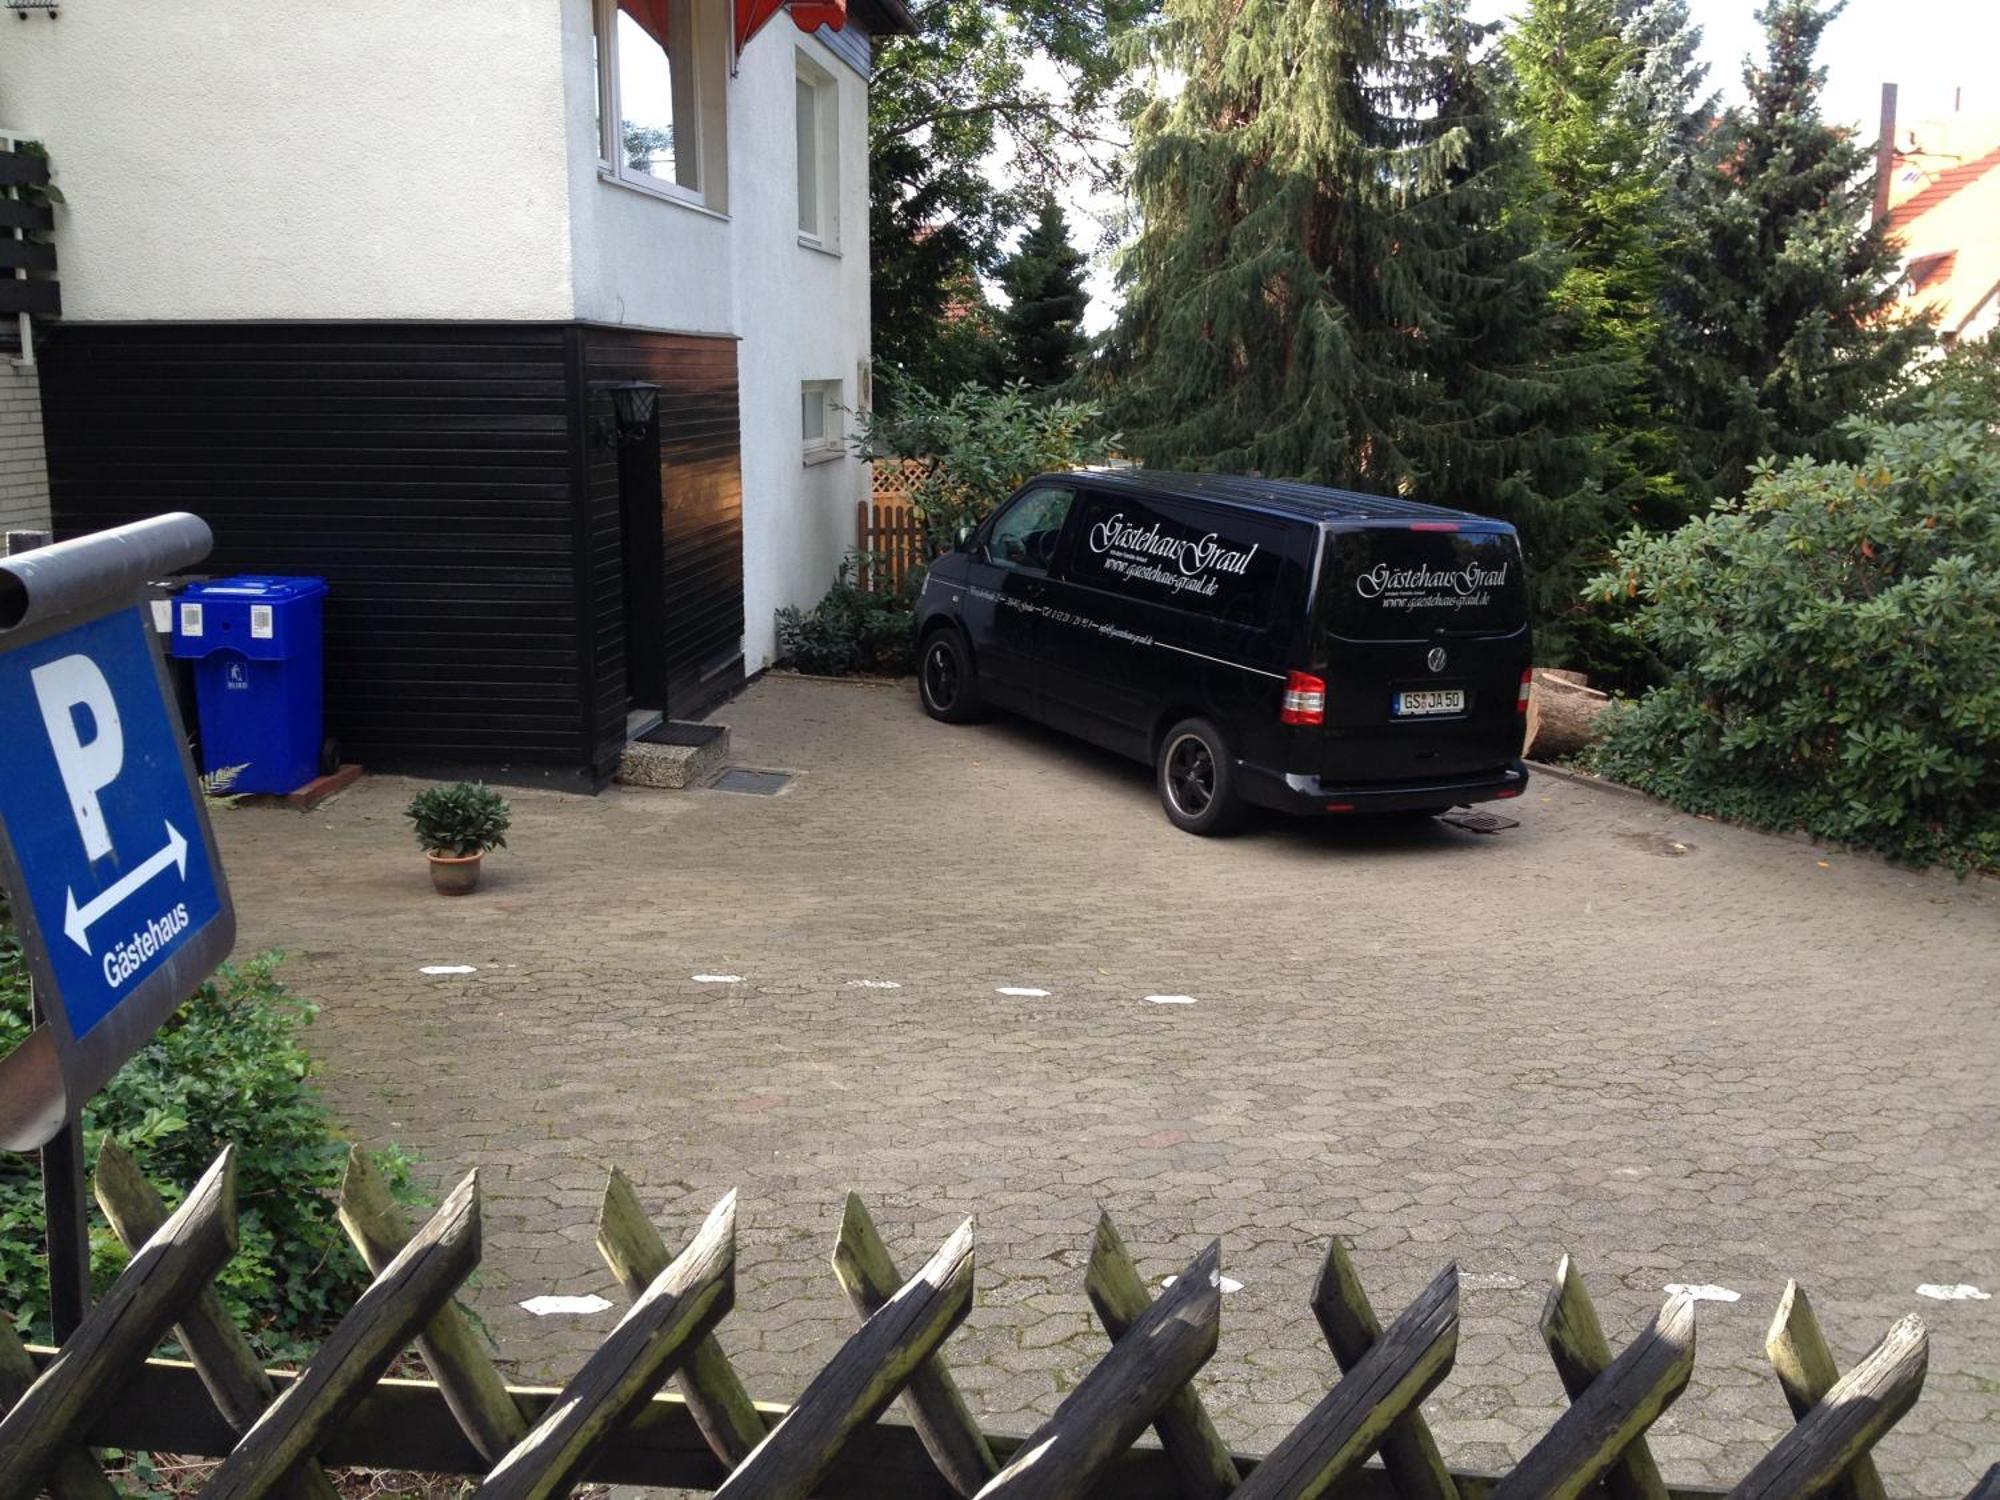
218 674 1999 1496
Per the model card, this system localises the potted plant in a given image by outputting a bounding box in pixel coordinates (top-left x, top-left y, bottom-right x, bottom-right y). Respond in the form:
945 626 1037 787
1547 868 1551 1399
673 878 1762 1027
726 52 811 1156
405 782 511 896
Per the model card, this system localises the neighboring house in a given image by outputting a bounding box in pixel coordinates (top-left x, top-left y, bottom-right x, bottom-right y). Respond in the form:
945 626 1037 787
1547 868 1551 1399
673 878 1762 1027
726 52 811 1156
0 0 911 788
1882 106 2000 347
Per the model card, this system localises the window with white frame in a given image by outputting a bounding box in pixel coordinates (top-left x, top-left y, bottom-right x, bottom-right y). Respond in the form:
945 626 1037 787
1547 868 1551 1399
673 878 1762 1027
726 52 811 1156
795 54 839 248
594 0 725 208
802 379 842 461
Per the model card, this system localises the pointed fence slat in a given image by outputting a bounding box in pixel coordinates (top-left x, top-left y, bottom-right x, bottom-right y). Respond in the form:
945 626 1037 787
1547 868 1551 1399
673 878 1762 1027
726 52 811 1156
598 1167 768 1468
93 1140 340 1500
0 1145 238 1500
1764 1281 1889 1500
1310 1238 1459 1500
715 1217 977 1500
1729 1315 1927 1500
198 1170 483 1500
975 1241 1226 1500
1539 1256 1672 1500
1492 1292 1697 1500
339 1146 529 1464
0 1321 117 1500
833 1193 998 1497
474 1191 738 1500
1234 1261 1460 1500
1084 1213 1239 1500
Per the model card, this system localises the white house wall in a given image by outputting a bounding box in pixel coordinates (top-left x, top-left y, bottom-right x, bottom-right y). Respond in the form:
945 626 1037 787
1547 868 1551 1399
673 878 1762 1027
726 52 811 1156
0 2 575 322
560 0 874 673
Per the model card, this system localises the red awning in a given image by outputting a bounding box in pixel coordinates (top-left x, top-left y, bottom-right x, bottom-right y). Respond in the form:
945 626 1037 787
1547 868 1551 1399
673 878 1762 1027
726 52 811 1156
734 0 846 54
619 0 673 51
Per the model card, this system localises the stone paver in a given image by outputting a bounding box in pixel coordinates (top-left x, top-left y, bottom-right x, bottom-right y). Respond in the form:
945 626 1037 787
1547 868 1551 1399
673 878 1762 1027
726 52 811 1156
217 674 1999 1496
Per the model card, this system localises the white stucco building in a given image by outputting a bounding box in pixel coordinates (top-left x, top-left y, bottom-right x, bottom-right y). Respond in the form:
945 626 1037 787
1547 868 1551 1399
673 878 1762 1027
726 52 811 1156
0 0 910 786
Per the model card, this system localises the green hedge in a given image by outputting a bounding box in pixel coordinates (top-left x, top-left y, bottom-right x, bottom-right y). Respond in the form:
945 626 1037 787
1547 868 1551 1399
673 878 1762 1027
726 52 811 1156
1 903 410 1357
1585 397 1999 873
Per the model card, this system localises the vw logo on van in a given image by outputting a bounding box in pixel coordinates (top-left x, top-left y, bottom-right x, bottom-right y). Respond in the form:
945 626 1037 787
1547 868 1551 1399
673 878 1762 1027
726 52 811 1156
1426 646 1448 674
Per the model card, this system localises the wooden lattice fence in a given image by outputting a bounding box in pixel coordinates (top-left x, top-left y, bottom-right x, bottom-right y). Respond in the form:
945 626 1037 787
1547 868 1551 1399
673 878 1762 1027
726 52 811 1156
1 1140 1994 1500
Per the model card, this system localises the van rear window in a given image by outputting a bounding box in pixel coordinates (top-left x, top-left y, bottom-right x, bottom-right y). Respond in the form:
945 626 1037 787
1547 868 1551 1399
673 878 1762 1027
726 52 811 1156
1320 527 1525 639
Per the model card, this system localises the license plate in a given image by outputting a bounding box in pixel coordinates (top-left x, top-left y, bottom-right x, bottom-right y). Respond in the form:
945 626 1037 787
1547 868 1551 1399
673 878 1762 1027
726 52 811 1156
1393 689 1465 717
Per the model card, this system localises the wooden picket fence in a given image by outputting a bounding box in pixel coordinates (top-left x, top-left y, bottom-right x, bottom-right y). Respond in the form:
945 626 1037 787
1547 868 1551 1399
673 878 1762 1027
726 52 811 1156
856 497 930 594
2 1139 1995 1500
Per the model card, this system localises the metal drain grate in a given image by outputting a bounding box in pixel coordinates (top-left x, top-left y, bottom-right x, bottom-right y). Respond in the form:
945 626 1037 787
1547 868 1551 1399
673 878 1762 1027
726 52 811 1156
1438 809 1519 835
710 768 793 796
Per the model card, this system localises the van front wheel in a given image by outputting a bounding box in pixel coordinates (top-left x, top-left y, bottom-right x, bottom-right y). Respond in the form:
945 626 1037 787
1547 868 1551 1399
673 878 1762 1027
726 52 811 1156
1157 718 1242 835
919 630 983 723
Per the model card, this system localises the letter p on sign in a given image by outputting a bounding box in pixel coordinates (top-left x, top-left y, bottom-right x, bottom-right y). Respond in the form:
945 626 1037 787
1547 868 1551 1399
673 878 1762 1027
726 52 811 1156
30 653 125 863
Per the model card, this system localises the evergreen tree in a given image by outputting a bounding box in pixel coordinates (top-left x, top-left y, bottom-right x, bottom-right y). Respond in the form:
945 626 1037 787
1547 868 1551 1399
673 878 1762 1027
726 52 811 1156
1506 0 1685 529
1103 0 1608 653
1612 0 1714 185
1663 0 1929 500
997 197 1091 388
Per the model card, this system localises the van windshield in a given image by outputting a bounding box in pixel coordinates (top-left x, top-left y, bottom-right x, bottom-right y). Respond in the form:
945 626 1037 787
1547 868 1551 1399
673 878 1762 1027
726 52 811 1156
1319 526 1526 640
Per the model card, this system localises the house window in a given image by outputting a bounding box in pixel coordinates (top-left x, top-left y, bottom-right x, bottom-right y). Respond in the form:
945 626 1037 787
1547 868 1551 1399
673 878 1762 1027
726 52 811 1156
802 380 842 461
595 0 724 208
795 54 838 248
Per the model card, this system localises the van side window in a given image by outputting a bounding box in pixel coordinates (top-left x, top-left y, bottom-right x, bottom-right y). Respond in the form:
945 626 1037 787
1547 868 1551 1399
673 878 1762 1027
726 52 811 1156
1068 493 1283 626
985 486 1074 572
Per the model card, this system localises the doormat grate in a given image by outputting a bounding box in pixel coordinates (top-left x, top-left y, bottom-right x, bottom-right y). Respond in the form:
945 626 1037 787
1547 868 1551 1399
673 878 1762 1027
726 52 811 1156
1439 809 1519 835
710 768 793 796
638 721 726 749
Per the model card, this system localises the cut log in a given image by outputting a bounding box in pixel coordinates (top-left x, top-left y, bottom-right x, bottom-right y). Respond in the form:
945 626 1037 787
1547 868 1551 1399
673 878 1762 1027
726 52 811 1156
1525 671 1611 761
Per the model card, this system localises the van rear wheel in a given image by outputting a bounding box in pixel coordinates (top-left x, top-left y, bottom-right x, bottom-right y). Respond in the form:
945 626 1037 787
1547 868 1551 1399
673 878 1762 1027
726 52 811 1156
919 630 983 723
1157 718 1242 835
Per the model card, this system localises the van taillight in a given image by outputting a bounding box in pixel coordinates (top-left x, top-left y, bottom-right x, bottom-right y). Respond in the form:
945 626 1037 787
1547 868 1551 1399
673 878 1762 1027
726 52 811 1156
1281 671 1326 726
1516 668 1532 714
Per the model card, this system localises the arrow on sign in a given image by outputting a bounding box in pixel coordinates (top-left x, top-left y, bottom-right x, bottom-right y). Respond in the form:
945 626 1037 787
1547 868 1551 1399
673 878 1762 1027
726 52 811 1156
63 821 189 955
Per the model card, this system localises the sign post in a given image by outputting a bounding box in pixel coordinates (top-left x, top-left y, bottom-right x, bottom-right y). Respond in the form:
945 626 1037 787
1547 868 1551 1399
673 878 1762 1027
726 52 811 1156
0 515 235 1335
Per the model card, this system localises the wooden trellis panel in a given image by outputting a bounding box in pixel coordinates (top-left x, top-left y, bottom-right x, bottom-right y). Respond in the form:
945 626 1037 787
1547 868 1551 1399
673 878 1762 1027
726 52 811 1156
0 1139 1989 1500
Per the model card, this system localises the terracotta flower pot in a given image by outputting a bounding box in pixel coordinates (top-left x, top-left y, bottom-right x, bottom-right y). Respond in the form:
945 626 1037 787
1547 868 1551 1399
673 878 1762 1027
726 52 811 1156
427 851 483 896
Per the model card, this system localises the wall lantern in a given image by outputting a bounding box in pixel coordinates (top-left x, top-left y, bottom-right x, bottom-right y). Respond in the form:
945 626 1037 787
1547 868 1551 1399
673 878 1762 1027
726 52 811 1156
593 381 660 447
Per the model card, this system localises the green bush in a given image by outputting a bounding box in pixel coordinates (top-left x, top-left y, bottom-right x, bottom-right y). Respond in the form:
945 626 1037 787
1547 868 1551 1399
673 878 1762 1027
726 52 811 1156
777 551 917 676
859 377 1114 555
1584 397 2000 872
0 903 411 1356
406 781 511 857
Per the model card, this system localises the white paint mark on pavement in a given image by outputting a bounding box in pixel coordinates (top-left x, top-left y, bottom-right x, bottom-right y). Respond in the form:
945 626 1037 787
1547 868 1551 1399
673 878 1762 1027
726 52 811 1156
520 1293 614 1316
692 974 742 984
997 987 1049 997
1163 1273 1243 1294
1665 1283 1741 1303
1917 1283 1990 1301
1146 994 1198 1005
1464 1272 1525 1291
420 965 476 975
848 979 902 989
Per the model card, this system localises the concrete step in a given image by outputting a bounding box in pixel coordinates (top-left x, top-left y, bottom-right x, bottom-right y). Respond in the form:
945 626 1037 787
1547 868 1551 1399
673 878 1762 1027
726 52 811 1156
618 720 729 790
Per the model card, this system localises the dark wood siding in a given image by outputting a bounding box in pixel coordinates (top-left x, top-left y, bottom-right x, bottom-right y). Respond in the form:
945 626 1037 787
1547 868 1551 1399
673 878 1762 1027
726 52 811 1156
37 322 592 779
580 326 745 746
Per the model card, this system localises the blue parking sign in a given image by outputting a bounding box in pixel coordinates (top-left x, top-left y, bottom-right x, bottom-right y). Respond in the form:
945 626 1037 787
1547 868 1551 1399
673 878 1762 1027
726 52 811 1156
0 603 234 1147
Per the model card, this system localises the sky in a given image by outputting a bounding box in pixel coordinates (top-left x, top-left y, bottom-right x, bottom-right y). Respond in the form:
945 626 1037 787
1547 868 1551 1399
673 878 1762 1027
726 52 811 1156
1063 0 1999 334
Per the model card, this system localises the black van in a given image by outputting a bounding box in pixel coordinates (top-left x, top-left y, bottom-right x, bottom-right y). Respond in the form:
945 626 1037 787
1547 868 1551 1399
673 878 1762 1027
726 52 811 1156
912 469 1532 833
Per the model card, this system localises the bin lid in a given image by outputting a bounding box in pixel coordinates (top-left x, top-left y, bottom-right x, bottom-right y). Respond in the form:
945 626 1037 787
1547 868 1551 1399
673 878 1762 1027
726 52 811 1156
181 574 327 602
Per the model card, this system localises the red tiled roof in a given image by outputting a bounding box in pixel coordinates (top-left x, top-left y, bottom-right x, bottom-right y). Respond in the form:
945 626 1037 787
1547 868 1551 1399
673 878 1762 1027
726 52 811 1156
1907 249 1957 295
1886 143 2000 233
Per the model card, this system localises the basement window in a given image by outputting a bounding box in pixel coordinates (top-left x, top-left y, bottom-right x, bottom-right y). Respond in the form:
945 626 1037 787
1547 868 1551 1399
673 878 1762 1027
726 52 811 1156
802 380 843 462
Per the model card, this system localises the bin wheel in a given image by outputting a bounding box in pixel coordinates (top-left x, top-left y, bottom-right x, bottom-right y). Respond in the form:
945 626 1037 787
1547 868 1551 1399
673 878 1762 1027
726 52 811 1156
319 737 342 778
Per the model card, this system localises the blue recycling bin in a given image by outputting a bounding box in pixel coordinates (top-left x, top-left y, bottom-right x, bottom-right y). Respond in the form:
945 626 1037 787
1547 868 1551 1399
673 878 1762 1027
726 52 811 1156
170 575 329 794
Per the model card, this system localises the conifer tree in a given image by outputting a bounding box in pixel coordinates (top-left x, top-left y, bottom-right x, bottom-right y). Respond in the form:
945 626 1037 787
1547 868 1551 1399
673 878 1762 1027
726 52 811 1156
1663 0 1928 499
1613 0 1713 184
997 197 1092 388
1506 0 1685 528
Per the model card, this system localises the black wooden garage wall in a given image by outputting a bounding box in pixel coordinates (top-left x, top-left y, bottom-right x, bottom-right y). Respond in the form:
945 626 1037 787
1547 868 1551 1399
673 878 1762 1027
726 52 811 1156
37 321 745 788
